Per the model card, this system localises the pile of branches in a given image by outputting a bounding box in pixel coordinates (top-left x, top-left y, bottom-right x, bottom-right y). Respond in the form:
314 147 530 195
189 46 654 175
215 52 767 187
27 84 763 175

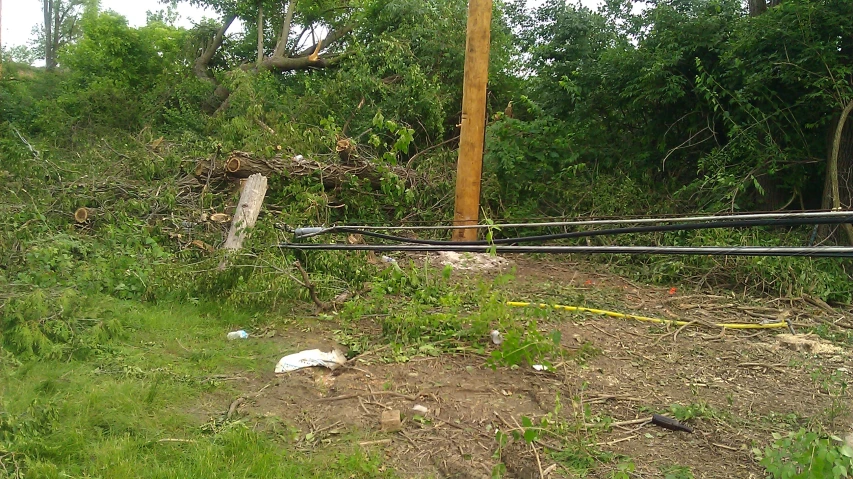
181 150 420 191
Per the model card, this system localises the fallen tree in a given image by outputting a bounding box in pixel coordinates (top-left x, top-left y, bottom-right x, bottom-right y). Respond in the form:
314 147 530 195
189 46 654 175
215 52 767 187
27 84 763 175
185 150 420 190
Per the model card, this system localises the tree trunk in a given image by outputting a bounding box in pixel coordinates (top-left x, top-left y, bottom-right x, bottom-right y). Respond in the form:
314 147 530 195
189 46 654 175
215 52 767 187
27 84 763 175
821 99 853 245
256 5 264 64
43 0 54 70
273 0 296 58
754 171 788 210
748 0 767 16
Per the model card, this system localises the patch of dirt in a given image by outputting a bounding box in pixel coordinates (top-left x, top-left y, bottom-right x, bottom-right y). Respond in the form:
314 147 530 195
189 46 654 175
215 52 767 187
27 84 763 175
216 256 853 479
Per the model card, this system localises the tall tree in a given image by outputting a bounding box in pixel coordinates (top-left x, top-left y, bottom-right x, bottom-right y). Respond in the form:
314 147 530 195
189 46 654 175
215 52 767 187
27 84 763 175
171 0 357 109
39 0 91 70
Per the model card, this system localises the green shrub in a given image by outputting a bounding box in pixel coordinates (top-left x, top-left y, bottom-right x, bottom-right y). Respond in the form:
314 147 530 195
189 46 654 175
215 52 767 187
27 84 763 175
757 429 853 479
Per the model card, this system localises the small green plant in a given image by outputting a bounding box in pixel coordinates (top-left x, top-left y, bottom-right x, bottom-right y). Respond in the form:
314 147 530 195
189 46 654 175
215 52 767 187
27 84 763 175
661 464 695 479
612 460 636 479
809 368 850 425
488 323 562 369
756 429 853 479
669 402 717 422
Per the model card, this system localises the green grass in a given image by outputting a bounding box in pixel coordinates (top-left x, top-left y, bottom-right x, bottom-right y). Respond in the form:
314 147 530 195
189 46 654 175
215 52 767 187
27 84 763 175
0 297 394 479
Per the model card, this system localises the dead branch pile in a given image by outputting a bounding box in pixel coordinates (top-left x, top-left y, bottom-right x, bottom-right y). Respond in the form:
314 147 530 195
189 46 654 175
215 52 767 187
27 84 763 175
183 151 420 190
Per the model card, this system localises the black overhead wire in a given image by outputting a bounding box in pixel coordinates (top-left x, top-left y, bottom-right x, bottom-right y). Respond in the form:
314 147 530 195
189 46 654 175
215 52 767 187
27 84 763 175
281 210 853 258
278 244 853 258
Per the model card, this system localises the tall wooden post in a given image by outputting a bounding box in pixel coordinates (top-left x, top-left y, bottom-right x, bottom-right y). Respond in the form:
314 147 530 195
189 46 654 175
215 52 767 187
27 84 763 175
452 0 492 241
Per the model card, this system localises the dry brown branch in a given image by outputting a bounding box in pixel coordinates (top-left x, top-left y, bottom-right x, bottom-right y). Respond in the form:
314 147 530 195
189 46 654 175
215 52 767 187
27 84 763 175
189 151 419 190
318 390 420 402
294 260 330 310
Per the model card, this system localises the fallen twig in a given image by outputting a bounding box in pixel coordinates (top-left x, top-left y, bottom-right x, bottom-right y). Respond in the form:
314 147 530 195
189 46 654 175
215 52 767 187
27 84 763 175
606 417 652 429
318 390 420 402
156 438 197 444
593 434 638 447
358 439 392 446
712 442 739 451
294 260 330 310
530 440 545 479
226 397 245 420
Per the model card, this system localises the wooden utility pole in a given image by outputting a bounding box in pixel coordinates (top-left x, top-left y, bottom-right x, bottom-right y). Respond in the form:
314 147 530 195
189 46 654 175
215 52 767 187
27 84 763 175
452 0 492 241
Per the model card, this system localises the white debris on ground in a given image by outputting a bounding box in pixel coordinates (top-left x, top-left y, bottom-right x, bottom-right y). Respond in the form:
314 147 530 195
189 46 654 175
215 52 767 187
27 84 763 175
437 251 510 271
275 349 347 373
776 333 845 355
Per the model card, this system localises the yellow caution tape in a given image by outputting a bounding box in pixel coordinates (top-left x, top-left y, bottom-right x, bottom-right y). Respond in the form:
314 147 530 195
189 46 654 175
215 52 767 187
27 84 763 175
506 302 789 330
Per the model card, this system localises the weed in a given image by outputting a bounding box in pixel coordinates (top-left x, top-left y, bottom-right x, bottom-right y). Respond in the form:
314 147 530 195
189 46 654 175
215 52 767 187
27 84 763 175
756 429 853 479
612 460 636 479
661 464 696 479
808 368 850 426
488 324 563 369
669 402 721 423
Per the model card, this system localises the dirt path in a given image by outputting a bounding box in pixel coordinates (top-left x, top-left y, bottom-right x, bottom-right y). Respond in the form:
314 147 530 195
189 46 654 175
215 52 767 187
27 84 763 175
221 256 853 478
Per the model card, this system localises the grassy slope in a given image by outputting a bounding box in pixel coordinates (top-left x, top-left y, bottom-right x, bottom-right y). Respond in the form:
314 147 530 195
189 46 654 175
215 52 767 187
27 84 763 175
0 298 393 479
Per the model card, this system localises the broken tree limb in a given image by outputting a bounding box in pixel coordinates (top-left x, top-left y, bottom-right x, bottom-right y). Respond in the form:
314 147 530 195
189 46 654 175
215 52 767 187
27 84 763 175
191 151 419 190
293 260 330 310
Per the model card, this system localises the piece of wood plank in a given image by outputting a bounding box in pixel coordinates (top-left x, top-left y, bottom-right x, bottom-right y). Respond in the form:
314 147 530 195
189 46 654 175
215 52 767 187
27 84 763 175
217 174 268 271
223 173 267 251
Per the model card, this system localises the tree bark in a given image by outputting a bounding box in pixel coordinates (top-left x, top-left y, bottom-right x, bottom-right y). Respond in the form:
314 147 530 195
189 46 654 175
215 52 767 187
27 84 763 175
821 99 853 245
748 0 767 16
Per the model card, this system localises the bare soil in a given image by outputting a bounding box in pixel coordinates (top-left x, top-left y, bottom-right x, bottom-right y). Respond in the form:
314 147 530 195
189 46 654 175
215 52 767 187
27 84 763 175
220 256 853 478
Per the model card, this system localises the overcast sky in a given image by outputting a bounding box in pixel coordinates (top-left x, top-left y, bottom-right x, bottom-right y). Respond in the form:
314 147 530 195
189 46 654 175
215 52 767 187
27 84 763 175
0 0 597 49
1 1 216 48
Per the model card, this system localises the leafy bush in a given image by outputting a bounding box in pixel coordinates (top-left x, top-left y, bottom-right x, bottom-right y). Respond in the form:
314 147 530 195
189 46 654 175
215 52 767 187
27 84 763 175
757 429 853 479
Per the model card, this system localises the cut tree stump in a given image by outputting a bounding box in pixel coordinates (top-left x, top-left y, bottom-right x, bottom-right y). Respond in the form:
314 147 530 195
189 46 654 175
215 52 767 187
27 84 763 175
74 207 92 223
190 151 418 190
218 173 268 270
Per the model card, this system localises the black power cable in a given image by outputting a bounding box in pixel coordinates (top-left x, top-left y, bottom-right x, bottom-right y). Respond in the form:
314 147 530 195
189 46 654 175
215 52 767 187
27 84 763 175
278 244 853 257
327 215 853 246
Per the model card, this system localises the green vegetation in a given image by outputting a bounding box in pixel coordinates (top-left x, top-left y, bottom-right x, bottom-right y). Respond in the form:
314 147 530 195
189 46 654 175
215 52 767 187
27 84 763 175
757 429 853 479
0 297 394 478
2 0 852 477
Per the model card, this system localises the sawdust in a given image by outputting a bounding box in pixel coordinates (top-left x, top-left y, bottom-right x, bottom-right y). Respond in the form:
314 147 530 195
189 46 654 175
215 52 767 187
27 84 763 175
776 333 845 355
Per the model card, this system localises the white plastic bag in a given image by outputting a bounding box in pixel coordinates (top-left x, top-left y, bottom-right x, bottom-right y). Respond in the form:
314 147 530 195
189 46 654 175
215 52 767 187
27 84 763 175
275 349 347 373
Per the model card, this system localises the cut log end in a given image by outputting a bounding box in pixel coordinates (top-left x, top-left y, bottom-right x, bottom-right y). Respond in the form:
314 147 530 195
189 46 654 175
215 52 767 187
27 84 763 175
74 207 90 223
226 157 242 173
336 138 356 164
